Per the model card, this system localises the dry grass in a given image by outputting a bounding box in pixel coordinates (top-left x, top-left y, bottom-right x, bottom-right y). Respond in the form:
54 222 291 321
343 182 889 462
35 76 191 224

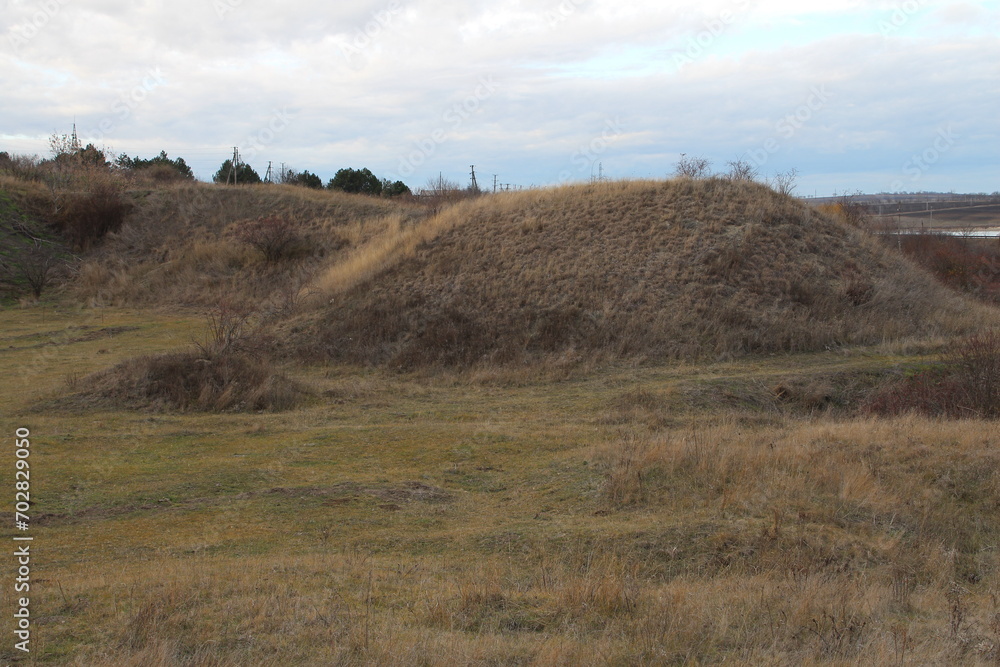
60 348 308 412
72 182 421 308
6 302 1000 663
19 408 1000 665
7 170 1000 663
292 178 993 367
307 203 471 300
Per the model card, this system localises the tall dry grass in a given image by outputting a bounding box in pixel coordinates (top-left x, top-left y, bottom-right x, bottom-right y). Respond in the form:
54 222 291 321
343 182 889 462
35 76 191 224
47 407 1000 666
72 182 420 308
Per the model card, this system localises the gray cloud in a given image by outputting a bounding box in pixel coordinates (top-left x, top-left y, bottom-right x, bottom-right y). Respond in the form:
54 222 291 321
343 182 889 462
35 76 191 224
1 0 997 192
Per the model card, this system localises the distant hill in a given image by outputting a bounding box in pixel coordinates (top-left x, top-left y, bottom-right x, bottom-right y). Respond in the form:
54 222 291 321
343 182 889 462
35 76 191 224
286 178 989 366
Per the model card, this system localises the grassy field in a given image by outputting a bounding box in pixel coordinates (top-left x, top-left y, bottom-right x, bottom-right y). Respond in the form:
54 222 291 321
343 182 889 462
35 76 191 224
4 302 1000 665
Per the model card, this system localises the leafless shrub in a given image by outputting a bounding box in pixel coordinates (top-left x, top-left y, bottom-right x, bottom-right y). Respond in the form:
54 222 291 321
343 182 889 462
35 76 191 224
0 153 45 182
72 299 303 413
75 349 305 412
235 214 300 263
195 299 272 359
837 191 871 228
673 155 712 179
767 168 799 196
864 331 1000 419
725 158 759 182
949 330 1000 418
0 240 64 298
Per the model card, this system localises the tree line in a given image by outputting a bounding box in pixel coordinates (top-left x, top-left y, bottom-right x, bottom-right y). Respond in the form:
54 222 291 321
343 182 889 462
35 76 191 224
212 161 410 197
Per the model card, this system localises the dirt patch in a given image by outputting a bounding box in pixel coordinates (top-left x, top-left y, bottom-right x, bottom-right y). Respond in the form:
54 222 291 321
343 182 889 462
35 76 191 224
1 325 140 350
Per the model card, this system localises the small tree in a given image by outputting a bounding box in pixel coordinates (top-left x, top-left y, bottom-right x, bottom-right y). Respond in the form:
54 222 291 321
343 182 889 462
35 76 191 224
291 170 323 189
673 155 712 179
421 174 461 196
49 130 82 159
381 178 411 197
214 159 261 185
0 240 64 298
328 167 382 195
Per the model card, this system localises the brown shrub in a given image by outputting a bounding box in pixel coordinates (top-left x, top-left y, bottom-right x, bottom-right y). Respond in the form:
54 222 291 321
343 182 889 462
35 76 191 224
234 214 301 263
56 177 132 249
893 232 1000 304
74 349 306 412
0 240 64 298
864 331 1000 419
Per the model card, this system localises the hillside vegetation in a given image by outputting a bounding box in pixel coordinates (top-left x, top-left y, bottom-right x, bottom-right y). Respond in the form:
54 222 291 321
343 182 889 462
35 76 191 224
6 164 1000 663
71 182 423 309
288 178 987 366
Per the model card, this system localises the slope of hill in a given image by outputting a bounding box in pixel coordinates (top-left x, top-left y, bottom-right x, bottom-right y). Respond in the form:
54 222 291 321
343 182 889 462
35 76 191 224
289 178 989 366
73 182 422 307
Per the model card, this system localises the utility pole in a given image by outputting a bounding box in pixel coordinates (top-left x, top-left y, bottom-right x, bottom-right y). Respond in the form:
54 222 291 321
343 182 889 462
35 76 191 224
470 165 478 193
265 161 273 184
493 174 498 194
228 147 240 185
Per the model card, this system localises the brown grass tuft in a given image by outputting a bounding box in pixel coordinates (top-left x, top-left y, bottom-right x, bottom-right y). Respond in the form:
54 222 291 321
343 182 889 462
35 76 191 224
58 298 308 412
68 349 307 412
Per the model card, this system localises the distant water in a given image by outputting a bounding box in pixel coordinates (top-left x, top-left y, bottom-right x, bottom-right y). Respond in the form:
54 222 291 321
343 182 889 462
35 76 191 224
885 228 1000 238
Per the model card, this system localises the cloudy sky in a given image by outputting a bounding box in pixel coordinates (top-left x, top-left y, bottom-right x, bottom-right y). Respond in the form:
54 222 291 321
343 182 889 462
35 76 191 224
2 0 998 195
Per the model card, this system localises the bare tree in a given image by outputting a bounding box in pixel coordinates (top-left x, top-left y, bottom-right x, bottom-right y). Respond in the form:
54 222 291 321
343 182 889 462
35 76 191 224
0 240 63 298
674 155 712 179
421 174 461 197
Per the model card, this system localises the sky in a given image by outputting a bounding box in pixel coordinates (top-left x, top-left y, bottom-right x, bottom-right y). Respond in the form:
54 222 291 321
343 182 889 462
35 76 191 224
1 0 998 196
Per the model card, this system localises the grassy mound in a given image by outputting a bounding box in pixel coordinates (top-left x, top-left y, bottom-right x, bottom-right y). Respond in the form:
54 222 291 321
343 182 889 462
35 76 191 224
292 178 988 366
67 349 307 412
